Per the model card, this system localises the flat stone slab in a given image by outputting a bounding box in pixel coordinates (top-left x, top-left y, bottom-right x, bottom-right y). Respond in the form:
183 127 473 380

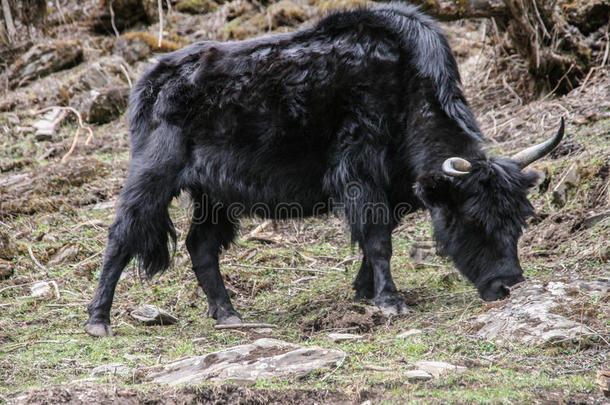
91 363 132 377
130 305 178 326
414 361 466 378
396 329 422 339
327 333 364 342
149 338 346 385
474 279 609 346
405 369 433 381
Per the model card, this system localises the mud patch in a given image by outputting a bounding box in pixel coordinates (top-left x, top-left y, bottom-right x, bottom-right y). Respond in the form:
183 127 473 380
300 302 385 335
10 383 353 404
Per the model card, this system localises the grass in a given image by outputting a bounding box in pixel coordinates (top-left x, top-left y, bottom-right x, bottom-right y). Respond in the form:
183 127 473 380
1 7 609 404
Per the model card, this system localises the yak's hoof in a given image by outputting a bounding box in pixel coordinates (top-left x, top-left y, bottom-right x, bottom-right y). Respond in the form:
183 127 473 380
85 322 113 337
374 294 409 317
216 315 243 326
353 288 375 301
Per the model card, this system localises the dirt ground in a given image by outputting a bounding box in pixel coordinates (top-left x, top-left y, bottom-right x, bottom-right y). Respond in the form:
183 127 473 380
0 0 608 404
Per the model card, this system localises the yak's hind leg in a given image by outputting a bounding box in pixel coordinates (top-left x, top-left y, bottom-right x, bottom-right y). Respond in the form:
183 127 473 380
85 160 180 337
186 201 242 325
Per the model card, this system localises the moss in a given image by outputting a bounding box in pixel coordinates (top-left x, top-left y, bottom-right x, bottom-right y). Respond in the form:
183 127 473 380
121 32 182 52
313 0 370 13
175 0 218 14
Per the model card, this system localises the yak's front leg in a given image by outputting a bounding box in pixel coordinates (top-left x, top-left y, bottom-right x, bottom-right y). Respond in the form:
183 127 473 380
186 205 242 325
359 224 408 316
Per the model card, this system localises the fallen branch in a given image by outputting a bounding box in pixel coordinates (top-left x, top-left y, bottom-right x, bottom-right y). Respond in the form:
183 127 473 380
215 323 278 330
31 106 94 161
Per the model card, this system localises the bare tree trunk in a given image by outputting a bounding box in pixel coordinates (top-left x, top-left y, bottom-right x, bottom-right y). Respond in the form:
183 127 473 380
1 0 16 43
407 0 509 20
398 0 607 94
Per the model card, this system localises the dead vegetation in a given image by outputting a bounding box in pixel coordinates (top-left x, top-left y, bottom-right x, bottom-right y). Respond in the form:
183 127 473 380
0 0 608 403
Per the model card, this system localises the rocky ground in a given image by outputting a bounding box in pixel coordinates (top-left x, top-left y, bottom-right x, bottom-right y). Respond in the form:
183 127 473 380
0 0 609 404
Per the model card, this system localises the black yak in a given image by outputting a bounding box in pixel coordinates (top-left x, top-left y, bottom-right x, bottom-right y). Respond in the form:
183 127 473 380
85 3 564 337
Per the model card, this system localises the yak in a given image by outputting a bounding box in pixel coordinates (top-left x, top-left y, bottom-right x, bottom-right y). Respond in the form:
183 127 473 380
85 3 564 337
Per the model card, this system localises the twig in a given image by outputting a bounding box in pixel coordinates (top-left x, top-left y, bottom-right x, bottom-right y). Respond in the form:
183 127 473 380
321 354 346 381
158 0 164 47
229 263 337 274
214 322 278 330
28 245 46 272
1 0 16 42
2 340 64 353
109 0 119 38
120 64 133 88
31 106 95 159
601 32 609 67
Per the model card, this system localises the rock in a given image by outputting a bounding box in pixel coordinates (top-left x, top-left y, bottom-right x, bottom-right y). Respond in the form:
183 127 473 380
597 370 610 397
176 0 219 14
70 87 129 124
551 163 581 207
327 333 364 343
8 40 83 88
149 338 346 385
0 230 15 259
130 305 178 326
474 279 609 346
267 0 309 29
396 329 422 339
63 55 132 98
5 113 20 125
91 363 132 377
30 281 52 298
113 32 181 65
48 244 79 266
0 259 13 279
405 369 433 381
414 361 466 378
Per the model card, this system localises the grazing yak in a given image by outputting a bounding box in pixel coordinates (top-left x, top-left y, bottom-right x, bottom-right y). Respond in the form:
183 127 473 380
85 3 564 336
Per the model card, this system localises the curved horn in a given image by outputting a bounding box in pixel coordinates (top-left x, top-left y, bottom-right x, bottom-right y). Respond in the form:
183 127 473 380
511 117 565 168
442 157 472 177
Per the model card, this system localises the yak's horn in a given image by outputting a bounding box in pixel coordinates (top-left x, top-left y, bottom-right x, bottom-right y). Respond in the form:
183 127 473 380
442 157 472 177
511 117 565 168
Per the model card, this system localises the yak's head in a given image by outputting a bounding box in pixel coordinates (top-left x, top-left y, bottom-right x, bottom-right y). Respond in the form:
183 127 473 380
415 119 565 301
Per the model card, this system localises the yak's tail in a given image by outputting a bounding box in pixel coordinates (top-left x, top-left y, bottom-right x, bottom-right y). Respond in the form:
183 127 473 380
109 62 183 279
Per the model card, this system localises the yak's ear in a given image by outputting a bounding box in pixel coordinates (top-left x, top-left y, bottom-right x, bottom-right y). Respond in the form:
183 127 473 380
523 168 544 190
414 173 455 207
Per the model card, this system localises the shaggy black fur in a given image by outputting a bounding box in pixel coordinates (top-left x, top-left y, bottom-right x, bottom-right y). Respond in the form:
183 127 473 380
86 3 543 332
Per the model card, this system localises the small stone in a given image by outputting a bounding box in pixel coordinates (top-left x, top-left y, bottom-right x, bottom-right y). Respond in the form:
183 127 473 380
131 305 178 326
405 369 433 381
48 244 79 266
327 333 364 343
596 370 610 397
91 362 132 377
0 259 13 279
397 329 422 339
30 281 52 298
414 361 466 378
5 113 20 125
15 126 35 134
254 328 274 334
